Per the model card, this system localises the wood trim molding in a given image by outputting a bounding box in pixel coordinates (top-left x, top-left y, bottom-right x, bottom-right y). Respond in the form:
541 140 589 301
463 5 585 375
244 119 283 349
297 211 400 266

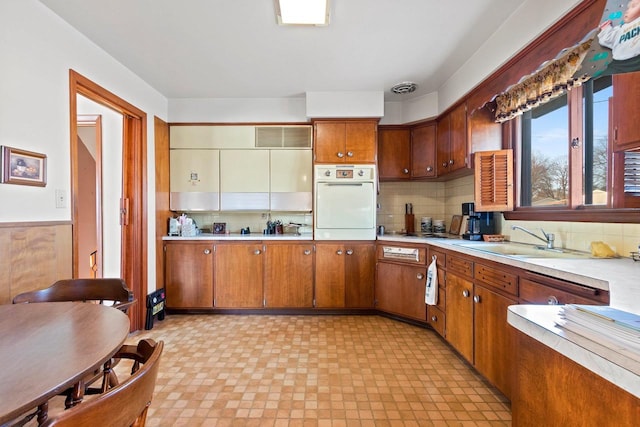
69 69 147 332
0 220 72 228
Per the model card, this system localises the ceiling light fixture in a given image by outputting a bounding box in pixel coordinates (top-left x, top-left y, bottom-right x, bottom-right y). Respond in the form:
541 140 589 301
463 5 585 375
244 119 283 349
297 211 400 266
390 82 418 95
275 0 330 26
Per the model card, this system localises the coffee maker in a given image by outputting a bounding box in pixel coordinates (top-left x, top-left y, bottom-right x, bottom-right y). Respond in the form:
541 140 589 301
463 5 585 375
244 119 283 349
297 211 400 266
462 202 495 240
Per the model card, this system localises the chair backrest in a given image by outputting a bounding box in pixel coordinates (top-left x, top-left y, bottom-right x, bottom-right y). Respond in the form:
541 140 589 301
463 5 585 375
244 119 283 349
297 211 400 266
12 278 135 311
41 339 164 427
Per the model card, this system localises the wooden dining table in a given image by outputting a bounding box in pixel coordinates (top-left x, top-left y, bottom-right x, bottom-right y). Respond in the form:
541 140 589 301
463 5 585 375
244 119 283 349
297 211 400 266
0 301 130 425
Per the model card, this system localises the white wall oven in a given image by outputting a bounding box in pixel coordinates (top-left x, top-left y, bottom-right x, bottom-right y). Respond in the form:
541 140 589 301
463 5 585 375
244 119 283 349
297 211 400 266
314 165 376 240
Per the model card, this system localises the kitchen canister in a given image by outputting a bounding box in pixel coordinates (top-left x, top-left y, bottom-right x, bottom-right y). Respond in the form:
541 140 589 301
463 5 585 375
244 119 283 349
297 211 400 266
433 219 446 233
421 217 432 233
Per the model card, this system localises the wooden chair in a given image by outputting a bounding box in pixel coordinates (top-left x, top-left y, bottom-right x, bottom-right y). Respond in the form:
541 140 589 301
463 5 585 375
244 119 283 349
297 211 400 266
40 339 164 427
12 278 135 312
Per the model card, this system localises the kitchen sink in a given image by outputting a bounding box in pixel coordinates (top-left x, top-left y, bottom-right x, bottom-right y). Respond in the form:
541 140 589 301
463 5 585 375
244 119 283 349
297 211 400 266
448 241 592 259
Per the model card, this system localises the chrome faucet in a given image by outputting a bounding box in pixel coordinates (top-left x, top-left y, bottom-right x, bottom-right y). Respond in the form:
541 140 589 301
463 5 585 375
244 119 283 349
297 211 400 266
511 225 555 249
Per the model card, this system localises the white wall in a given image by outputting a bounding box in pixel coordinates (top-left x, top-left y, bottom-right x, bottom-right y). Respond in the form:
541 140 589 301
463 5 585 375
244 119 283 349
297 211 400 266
169 98 307 123
0 0 168 290
438 0 583 112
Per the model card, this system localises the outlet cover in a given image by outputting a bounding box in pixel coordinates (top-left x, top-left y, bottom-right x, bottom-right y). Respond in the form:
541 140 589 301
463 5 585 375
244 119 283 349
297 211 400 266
55 189 66 208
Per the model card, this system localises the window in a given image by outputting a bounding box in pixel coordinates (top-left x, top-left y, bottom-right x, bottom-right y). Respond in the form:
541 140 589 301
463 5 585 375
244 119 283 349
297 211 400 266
507 72 640 222
582 77 611 206
520 93 569 207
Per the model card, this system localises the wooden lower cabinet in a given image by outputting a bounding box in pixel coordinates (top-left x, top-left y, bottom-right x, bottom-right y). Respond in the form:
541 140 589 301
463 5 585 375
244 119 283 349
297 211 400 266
473 283 517 400
315 243 346 308
264 242 314 308
164 241 214 309
344 243 376 308
445 272 474 361
315 242 375 308
214 242 264 308
513 332 640 426
375 262 427 321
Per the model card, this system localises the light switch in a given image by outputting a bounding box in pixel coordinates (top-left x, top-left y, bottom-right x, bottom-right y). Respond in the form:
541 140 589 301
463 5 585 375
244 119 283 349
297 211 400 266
55 189 66 208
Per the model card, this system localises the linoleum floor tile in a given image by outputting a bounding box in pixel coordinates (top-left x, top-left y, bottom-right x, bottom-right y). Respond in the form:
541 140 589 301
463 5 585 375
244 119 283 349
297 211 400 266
120 315 510 426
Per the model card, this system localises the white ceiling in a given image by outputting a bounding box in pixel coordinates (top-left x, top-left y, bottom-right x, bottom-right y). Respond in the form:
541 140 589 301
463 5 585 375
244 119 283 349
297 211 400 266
39 0 527 101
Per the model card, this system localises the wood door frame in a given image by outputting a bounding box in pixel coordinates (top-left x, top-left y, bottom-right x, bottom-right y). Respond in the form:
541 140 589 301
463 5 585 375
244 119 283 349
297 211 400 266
69 70 147 331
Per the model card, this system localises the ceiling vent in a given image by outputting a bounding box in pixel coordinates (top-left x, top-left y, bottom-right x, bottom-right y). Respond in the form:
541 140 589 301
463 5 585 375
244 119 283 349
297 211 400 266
390 82 418 95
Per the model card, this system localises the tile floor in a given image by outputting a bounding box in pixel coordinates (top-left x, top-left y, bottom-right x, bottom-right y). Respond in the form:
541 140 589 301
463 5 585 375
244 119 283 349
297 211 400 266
123 314 511 426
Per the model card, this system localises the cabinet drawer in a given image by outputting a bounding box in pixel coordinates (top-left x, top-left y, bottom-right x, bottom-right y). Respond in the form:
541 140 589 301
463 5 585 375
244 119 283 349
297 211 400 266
475 263 518 296
447 255 473 277
519 278 607 305
377 244 426 264
427 305 446 337
429 249 446 269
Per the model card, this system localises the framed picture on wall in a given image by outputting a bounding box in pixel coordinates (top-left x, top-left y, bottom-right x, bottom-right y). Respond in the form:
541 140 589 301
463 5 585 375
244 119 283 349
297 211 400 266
1 146 47 187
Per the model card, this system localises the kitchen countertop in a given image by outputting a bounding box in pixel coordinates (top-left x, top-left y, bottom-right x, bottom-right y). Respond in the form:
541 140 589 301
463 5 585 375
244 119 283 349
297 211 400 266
163 233 313 241
508 305 640 398
377 235 640 308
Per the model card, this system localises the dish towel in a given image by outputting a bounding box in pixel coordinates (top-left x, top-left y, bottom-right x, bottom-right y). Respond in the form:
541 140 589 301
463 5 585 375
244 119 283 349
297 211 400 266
425 257 438 305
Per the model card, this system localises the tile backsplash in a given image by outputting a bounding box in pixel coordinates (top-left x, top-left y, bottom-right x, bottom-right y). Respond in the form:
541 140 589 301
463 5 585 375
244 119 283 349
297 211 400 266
376 174 475 233
378 174 640 257
184 212 313 235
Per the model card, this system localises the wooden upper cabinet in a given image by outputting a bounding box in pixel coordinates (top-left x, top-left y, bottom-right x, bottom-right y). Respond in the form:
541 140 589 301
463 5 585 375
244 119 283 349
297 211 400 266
314 120 377 163
436 113 451 176
612 71 640 151
474 149 513 212
411 124 437 178
378 128 411 180
437 104 469 176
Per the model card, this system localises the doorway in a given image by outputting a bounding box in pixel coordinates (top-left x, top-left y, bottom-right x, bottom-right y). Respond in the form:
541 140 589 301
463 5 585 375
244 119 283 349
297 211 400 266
76 115 102 279
69 70 147 331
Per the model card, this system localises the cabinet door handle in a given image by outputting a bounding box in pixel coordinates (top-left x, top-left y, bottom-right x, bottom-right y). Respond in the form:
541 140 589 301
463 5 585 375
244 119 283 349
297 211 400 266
547 295 559 305
254 249 262 255
403 168 409 174
431 315 438 322
347 151 354 157
442 162 448 168
417 273 424 280
203 249 211 255
304 249 311 255
337 152 344 158
346 249 353 255
462 289 470 298
449 159 454 165
336 250 343 255
426 166 433 172
473 295 481 304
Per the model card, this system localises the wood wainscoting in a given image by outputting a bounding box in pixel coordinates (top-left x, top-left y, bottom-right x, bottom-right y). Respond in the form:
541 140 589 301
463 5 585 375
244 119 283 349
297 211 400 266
0 221 72 304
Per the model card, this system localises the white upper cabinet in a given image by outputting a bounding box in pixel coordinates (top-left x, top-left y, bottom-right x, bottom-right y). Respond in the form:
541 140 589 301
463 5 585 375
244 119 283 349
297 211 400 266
168 125 313 211
170 149 220 211
170 126 256 149
270 150 312 211
219 150 270 210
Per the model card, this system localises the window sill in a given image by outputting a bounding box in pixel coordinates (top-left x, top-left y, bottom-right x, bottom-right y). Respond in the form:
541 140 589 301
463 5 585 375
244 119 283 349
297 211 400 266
503 208 640 223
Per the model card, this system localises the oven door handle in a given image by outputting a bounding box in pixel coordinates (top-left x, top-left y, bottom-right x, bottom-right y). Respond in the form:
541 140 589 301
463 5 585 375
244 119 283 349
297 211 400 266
323 183 365 186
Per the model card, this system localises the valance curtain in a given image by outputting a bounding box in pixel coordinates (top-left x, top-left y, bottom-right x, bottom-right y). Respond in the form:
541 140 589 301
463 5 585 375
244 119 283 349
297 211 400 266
493 36 595 123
